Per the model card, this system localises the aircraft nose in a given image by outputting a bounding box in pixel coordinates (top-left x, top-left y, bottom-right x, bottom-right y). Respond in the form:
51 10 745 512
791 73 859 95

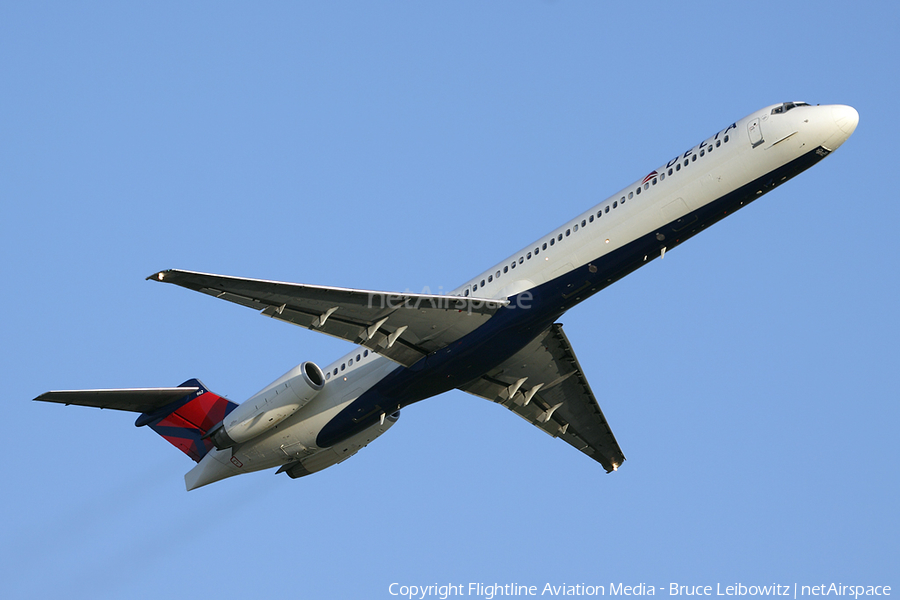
832 104 859 136
820 104 858 151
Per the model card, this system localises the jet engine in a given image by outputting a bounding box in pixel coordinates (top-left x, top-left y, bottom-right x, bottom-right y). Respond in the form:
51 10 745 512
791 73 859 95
209 361 325 449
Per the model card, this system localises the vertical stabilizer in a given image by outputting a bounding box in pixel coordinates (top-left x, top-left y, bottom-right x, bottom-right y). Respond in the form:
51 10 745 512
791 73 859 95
135 379 238 462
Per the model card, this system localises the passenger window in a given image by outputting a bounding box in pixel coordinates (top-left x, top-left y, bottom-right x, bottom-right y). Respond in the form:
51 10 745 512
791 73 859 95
558 234 563 241
700 149 705 157
660 173 665 181
676 163 681 171
581 219 586 227
565 229 570 236
652 178 657 185
692 155 697 162
628 191 633 199
364 350 368 357
636 187 641 195
472 283 477 291
488 275 493 282
589 215 594 223
534 247 539 255
643 183 649 190
348 359 353 366
684 160 689 167
550 238 555 246
527 252 532 259
496 271 501 278
341 363 345 371
542 243 547 250
465 289 469 296
518 257 524 264
504 266 509 273
357 354 361 361
333 368 338 375
480 279 485 286
668 168 673 176
613 201 617 208
326 372 331 380
573 225 578 232
511 262 516 269
716 140 721 147
724 135 729 143
605 206 610 213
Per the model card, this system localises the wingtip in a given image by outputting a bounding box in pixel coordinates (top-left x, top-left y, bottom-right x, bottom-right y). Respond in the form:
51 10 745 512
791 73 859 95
146 270 169 282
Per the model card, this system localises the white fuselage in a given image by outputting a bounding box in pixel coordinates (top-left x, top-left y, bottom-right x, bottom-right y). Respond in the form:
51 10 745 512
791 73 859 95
185 102 858 490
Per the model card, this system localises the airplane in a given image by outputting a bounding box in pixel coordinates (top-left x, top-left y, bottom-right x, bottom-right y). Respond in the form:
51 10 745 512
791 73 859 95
34 102 858 490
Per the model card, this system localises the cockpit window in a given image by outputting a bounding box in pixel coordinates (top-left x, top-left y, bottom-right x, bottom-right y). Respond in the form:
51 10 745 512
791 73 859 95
772 101 810 115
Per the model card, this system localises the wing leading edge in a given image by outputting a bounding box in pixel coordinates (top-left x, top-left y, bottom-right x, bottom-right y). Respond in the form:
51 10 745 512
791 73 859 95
149 269 507 367
459 323 626 472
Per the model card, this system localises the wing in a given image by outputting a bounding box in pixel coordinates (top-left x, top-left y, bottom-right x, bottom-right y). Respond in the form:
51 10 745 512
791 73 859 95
458 323 625 472
34 388 198 413
148 269 507 367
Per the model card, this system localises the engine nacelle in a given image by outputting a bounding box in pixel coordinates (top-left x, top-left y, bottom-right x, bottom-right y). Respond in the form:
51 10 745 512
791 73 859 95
210 361 325 449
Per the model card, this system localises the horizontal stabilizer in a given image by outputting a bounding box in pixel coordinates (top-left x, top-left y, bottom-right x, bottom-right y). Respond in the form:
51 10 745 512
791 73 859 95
35 388 199 413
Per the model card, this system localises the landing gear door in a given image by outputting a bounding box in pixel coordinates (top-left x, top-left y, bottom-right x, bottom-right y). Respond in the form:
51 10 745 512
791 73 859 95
748 118 764 147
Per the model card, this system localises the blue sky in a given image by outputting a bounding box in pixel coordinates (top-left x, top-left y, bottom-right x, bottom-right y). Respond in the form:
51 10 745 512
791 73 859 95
2 2 896 598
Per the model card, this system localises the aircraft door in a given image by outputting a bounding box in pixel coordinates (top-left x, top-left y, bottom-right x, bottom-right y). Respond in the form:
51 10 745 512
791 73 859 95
748 118 764 147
